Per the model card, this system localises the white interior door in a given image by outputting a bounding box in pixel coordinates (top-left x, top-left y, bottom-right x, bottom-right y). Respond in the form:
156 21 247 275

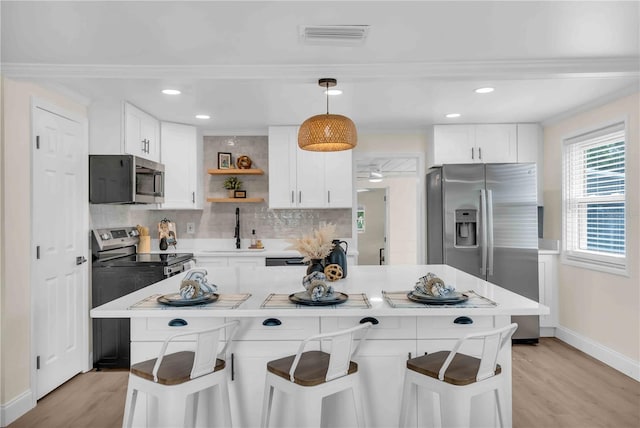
32 104 88 399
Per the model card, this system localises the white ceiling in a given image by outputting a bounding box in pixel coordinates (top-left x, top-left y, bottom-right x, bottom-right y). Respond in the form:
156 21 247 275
2 0 639 138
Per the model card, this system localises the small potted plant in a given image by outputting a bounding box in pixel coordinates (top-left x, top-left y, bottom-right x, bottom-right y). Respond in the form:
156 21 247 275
223 176 243 197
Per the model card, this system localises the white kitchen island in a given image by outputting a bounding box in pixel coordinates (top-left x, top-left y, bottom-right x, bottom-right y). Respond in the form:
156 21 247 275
91 264 547 428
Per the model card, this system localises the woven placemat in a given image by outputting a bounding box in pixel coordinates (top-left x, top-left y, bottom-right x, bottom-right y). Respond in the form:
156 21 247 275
129 293 251 310
261 293 371 309
382 290 497 308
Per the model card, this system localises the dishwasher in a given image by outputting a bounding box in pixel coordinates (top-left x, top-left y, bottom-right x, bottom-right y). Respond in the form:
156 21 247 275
265 257 305 266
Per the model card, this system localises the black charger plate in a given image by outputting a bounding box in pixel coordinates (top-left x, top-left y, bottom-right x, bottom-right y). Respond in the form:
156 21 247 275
289 291 349 306
407 291 468 305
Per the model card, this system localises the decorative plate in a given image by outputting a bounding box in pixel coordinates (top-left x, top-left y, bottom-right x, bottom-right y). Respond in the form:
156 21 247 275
288 291 349 306
406 291 468 305
157 292 219 306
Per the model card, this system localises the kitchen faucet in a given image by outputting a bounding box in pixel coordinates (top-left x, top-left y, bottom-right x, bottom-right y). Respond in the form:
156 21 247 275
234 207 241 249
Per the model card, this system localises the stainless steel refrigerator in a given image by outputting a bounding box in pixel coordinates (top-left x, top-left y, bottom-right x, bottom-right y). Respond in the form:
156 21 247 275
426 163 539 342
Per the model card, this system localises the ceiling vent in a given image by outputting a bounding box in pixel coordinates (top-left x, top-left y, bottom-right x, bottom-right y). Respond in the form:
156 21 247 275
300 25 370 45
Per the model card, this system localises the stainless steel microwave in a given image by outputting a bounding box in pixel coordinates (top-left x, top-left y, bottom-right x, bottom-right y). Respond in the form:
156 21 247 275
89 155 165 204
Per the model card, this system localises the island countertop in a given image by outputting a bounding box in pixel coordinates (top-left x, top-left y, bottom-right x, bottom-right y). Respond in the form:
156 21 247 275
90 264 548 319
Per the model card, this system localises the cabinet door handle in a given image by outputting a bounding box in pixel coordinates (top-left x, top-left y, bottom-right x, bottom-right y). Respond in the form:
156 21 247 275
168 318 188 327
359 317 379 325
262 318 282 326
298 191 302 204
453 316 473 325
291 190 294 204
471 147 475 159
192 192 195 203
231 352 235 381
478 147 482 159
327 190 331 204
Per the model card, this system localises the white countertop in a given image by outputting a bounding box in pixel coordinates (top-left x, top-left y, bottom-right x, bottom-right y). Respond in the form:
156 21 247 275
145 238 357 258
90 264 548 319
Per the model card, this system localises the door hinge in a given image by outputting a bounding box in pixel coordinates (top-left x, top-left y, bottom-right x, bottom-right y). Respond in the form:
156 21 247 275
36 246 40 259
36 136 40 149
36 355 40 370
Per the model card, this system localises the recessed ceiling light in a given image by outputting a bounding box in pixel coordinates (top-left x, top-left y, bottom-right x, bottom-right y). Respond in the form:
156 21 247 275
475 87 494 94
445 113 461 118
325 89 342 96
162 89 181 95
195 114 210 119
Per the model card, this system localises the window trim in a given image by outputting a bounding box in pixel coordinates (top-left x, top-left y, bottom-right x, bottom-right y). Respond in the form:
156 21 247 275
561 118 629 277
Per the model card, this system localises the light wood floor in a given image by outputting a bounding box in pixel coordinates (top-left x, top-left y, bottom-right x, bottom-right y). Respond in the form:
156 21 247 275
8 338 640 428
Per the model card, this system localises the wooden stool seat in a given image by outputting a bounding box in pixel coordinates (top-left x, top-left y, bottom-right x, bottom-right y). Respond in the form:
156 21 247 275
406 350 501 386
131 351 226 386
267 350 358 387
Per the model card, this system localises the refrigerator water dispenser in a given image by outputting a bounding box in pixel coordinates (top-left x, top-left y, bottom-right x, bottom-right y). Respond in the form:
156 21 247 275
455 209 477 247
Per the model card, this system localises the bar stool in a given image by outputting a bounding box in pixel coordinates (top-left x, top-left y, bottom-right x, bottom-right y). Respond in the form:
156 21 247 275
260 322 373 428
399 323 518 428
122 320 239 428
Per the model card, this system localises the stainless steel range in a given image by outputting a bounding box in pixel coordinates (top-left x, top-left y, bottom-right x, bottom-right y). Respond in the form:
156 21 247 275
91 226 194 368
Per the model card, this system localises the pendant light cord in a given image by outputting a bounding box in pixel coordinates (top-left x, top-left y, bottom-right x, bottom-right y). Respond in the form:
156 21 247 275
325 81 329 114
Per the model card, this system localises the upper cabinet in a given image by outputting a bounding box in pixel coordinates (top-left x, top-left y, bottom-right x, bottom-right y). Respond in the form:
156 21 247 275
430 124 517 165
160 122 201 209
268 126 353 209
124 102 160 162
89 100 159 163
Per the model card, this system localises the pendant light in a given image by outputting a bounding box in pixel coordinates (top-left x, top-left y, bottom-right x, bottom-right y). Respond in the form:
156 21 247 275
298 78 358 151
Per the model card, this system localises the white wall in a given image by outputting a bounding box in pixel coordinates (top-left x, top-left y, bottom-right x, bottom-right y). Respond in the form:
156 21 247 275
0 77 87 421
543 92 639 376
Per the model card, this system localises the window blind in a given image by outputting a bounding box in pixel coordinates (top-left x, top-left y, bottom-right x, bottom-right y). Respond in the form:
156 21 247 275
563 122 626 270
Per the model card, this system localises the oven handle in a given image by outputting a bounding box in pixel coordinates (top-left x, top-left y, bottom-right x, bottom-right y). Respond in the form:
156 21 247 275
164 260 193 277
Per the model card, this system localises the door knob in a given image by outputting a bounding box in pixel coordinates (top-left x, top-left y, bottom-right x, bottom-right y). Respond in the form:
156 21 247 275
76 256 87 265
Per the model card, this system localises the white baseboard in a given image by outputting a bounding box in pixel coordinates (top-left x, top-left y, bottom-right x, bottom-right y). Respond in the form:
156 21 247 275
0 389 34 427
540 326 556 337
554 325 640 382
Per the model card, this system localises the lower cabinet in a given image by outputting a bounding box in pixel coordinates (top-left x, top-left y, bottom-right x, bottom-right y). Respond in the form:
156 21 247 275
128 314 507 428
195 255 265 269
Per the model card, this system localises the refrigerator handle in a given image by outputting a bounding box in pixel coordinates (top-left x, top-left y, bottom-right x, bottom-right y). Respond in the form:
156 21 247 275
487 189 494 276
480 189 487 276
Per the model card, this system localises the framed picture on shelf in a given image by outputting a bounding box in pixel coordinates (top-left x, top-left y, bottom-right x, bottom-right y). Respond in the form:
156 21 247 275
234 190 247 198
218 152 232 169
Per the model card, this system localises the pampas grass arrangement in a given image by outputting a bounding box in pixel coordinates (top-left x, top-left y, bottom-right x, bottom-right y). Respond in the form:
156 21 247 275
285 223 337 262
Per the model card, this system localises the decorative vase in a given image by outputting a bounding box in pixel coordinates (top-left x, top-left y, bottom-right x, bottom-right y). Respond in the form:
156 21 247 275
227 189 235 198
325 239 348 278
306 259 325 275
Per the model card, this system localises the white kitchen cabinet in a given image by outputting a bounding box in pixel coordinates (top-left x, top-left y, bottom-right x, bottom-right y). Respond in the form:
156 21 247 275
159 122 201 209
124 102 160 162
538 253 558 335
228 317 320 428
268 126 353 209
321 316 417 428
195 255 265 269
517 123 544 205
430 124 517 166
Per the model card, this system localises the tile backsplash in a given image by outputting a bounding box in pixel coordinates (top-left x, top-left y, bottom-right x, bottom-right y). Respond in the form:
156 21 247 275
90 135 352 240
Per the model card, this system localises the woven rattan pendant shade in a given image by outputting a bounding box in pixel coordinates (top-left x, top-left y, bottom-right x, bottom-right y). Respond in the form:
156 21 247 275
298 78 357 151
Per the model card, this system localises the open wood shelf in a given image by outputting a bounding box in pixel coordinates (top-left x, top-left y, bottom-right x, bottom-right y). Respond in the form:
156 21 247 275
208 168 264 175
206 197 265 203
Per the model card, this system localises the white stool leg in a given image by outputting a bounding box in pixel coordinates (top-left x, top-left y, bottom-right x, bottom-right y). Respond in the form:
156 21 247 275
260 380 275 428
399 375 414 428
351 380 366 428
218 380 233 427
495 385 507 428
122 381 137 428
159 390 188 428
440 389 471 428
299 390 321 428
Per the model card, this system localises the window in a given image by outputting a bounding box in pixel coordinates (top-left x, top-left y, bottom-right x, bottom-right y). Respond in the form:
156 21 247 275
562 121 626 274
